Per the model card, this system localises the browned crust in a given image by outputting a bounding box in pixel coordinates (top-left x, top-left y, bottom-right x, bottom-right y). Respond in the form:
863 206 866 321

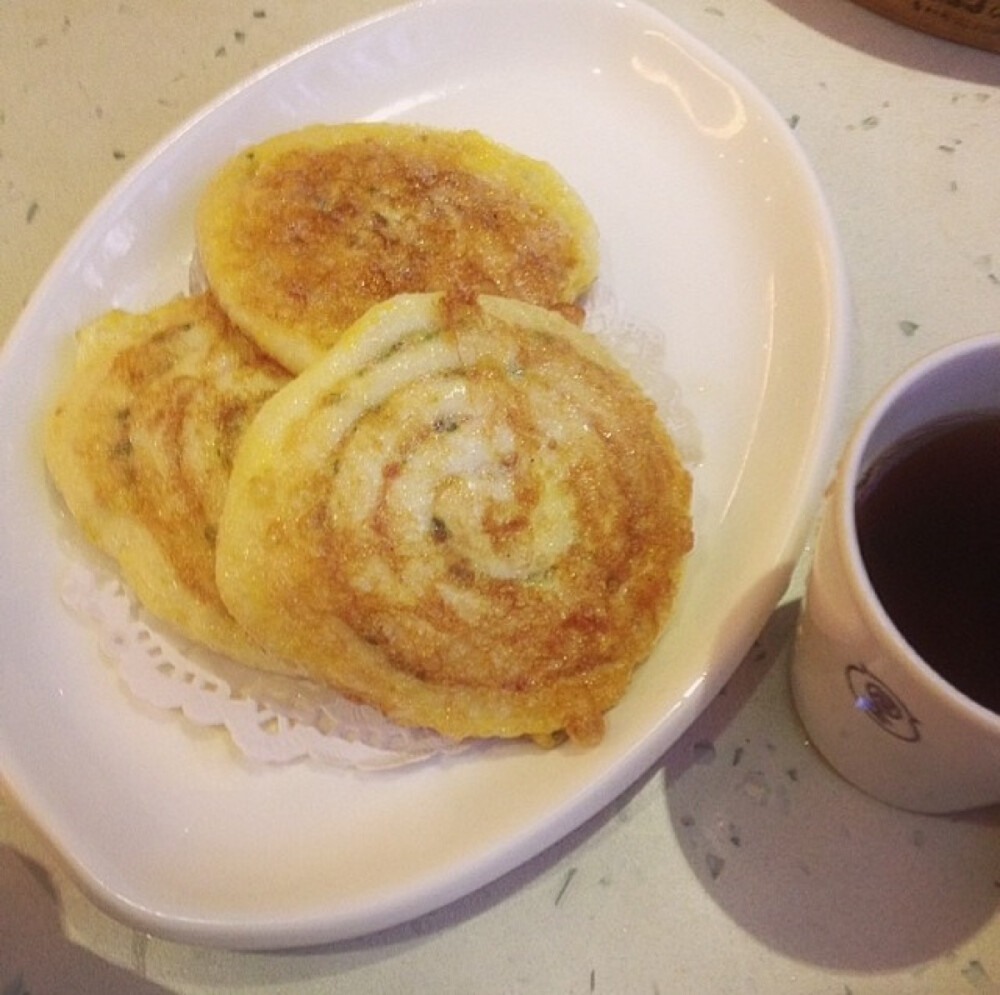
44 293 294 669
216 293 692 743
196 123 599 371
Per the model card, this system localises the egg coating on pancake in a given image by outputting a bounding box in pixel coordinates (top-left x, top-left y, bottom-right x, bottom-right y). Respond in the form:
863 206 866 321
196 123 599 372
44 293 294 670
215 293 692 744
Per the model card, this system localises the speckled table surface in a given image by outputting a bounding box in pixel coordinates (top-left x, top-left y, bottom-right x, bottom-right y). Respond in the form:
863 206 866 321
2 1 1000 992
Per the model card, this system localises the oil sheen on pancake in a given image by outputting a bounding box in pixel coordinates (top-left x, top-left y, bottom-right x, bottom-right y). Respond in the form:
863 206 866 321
195 123 599 372
44 293 294 670
215 293 693 744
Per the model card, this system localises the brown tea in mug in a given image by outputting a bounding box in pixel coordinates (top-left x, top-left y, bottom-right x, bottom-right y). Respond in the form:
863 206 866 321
855 412 1000 714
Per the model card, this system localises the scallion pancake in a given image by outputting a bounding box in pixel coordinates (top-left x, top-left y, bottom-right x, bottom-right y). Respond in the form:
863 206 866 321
215 293 692 743
45 293 294 670
196 123 599 372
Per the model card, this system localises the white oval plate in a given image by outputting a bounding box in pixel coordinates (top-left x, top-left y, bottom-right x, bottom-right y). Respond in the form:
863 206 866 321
0 0 849 948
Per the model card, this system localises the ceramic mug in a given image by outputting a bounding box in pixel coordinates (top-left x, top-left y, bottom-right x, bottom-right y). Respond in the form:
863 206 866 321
791 333 1000 813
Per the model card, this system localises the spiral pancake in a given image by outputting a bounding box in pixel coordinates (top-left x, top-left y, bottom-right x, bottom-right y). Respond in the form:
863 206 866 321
44 293 294 669
216 293 692 744
195 123 599 372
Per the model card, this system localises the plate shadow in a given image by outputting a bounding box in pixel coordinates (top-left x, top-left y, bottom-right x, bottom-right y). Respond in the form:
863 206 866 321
0 846 175 994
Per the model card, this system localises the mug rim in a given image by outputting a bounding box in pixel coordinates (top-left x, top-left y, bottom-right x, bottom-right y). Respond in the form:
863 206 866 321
835 331 1000 734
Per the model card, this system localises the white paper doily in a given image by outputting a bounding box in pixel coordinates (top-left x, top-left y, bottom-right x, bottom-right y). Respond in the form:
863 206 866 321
53 278 692 772
586 280 703 466
58 549 467 770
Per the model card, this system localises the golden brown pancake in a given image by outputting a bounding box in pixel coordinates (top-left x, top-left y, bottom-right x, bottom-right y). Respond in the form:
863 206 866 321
44 293 294 669
195 123 599 372
215 293 692 744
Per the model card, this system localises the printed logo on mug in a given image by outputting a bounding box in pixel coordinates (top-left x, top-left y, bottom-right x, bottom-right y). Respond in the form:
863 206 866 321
844 663 920 742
